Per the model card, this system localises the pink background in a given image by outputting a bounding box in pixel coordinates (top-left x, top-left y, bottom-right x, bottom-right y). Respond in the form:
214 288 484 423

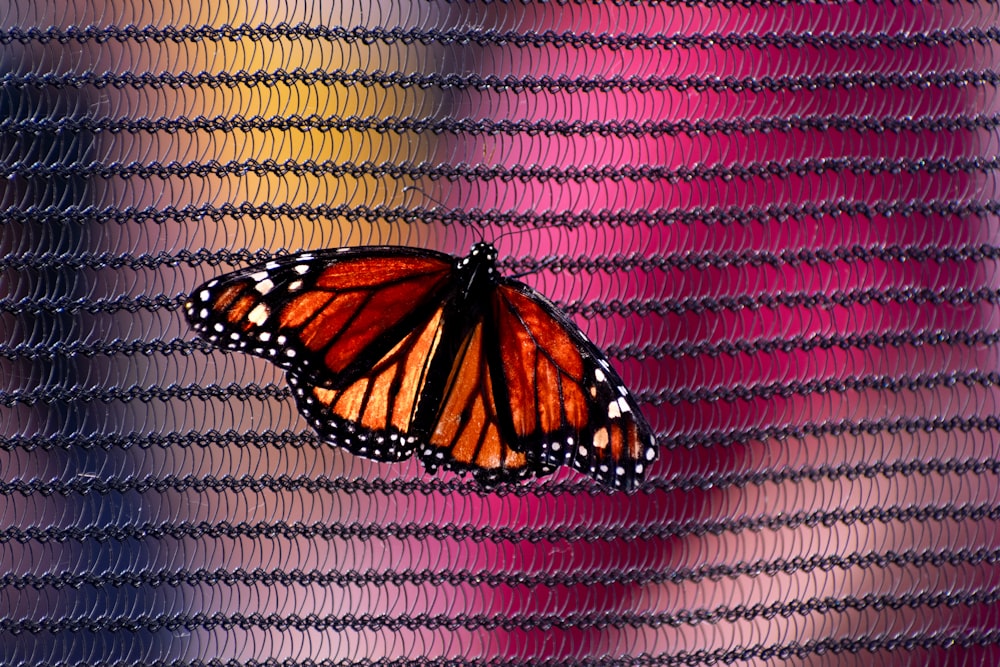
1 1 998 665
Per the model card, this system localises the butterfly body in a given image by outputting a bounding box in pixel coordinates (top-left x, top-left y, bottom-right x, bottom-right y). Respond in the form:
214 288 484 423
185 242 657 491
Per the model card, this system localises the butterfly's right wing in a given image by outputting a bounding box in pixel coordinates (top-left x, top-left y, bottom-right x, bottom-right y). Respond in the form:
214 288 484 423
485 281 658 492
184 246 455 389
409 276 657 490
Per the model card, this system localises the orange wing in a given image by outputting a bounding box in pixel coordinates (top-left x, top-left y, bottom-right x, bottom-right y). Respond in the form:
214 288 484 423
184 247 454 389
488 283 658 491
417 320 539 485
285 306 447 461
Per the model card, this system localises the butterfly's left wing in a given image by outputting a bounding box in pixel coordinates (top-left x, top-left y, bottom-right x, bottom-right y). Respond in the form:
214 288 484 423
285 303 448 462
185 247 457 462
485 281 658 492
184 247 454 389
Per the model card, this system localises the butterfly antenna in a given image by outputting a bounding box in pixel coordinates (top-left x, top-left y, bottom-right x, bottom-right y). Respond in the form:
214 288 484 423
403 186 488 243
507 252 564 279
493 224 561 278
492 224 534 247
401 185 436 211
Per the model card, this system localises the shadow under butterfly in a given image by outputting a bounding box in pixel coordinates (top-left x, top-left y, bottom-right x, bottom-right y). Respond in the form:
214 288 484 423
185 242 658 491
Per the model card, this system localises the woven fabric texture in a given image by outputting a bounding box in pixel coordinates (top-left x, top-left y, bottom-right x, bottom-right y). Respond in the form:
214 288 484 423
2 2 999 666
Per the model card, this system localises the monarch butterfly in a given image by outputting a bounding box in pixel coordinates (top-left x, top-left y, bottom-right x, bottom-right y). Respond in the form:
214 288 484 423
184 242 657 491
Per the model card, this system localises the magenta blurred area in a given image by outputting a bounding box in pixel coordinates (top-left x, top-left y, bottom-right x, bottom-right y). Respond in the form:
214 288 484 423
1 2 999 666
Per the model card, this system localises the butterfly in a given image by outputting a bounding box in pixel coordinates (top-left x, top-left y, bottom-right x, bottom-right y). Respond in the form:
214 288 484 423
184 242 658 491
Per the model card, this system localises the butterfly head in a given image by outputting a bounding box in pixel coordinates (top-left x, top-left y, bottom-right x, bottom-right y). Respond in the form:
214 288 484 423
466 241 498 264
455 242 501 298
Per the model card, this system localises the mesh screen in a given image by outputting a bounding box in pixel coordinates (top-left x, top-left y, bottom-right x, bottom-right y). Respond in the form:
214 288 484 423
2 1 999 665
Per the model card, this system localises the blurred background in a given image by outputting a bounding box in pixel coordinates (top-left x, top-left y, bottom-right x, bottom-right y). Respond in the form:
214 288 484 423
2 1 999 665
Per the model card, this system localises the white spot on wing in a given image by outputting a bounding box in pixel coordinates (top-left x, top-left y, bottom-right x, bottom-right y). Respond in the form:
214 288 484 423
248 303 270 326
255 279 274 295
593 428 609 450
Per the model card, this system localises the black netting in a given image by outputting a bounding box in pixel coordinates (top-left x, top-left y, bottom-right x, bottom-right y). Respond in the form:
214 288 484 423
3 2 1000 666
